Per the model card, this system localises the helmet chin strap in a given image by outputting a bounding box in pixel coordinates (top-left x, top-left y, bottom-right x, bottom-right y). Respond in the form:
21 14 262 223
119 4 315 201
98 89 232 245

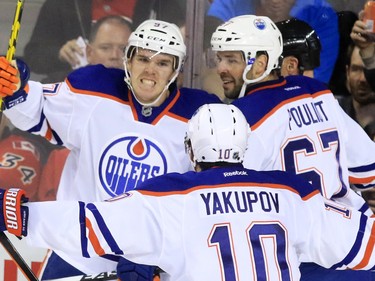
238 64 271 98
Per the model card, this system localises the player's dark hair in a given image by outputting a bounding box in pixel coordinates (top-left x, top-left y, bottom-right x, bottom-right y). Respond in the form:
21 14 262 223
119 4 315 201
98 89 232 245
345 42 356 67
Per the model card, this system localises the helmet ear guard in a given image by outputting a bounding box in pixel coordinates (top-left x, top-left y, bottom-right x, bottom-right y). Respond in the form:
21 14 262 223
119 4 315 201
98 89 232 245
185 104 250 167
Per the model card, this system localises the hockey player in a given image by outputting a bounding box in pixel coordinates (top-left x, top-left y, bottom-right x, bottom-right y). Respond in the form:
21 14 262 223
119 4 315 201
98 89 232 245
0 20 221 280
2 103 375 280
210 15 375 280
276 18 321 78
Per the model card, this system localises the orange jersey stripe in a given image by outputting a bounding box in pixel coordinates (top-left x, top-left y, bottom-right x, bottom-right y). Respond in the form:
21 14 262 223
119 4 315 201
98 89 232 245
66 79 128 105
352 221 375 270
138 182 320 201
252 89 332 130
151 90 180 125
349 176 375 184
86 217 105 256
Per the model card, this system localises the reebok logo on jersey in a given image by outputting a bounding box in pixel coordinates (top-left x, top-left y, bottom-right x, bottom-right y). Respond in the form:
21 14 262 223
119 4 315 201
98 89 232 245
284 86 301 91
223 170 248 177
99 136 167 197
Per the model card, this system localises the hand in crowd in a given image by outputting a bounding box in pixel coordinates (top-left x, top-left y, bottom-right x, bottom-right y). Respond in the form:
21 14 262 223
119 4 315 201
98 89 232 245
0 57 20 98
58 39 85 68
350 19 374 49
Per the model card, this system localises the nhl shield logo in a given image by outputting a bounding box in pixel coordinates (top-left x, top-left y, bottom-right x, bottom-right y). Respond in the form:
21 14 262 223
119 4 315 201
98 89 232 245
98 136 167 196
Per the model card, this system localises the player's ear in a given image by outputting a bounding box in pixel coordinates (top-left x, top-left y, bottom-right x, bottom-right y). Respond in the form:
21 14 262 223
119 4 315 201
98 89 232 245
285 56 299 75
256 54 268 70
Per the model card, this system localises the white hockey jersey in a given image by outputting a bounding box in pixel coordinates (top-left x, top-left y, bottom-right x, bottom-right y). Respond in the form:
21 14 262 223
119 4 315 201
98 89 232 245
26 166 375 280
4 65 221 201
232 75 375 210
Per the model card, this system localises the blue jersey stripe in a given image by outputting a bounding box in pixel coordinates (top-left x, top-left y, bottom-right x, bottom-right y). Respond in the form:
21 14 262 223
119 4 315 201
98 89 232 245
79 201 89 258
330 214 368 269
349 162 375 173
87 203 124 255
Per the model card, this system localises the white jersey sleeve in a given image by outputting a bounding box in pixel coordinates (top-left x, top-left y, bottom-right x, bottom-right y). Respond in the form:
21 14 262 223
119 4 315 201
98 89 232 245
24 167 375 279
336 104 375 190
4 80 98 150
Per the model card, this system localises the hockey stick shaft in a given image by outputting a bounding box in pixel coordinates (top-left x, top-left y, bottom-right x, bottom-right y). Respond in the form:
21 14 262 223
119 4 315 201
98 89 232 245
0 231 39 280
0 0 25 112
6 0 25 61
0 2 37 279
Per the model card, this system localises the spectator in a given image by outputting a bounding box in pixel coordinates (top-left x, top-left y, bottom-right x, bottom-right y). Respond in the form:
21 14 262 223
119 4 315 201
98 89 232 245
204 0 339 84
361 120 375 212
326 0 367 14
3 104 375 280
329 10 358 96
37 147 70 202
0 116 48 202
351 13 375 91
0 19 221 280
23 0 137 82
210 14 375 281
350 11 375 217
132 0 186 29
85 15 133 69
338 43 375 128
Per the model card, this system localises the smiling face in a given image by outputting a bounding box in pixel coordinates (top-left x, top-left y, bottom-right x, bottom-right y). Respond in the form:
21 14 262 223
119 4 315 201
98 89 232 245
215 51 246 100
126 48 176 106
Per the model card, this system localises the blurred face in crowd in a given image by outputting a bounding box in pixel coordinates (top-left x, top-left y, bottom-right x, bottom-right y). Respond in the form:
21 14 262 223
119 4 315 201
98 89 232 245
215 51 246 100
346 46 375 105
256 0 295 22
126 48 176 105
86 21 132 69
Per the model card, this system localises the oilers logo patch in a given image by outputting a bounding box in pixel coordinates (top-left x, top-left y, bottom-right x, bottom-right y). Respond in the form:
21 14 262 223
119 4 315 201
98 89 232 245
253 18 266 30
99 136 167 196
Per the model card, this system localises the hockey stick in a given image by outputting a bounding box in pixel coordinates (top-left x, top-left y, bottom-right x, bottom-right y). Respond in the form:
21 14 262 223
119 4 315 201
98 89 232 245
6 0 25 61
0 2 34 279
49 271 118 281
0 0 25 114
0 232 38 280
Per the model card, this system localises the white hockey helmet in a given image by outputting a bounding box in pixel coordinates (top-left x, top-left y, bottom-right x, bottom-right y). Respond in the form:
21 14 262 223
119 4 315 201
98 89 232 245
211 15 283 97
185 104 250 165
123 20 186 106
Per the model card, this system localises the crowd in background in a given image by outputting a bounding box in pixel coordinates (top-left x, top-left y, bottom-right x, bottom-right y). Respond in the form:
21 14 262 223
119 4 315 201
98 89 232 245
0 0 374 280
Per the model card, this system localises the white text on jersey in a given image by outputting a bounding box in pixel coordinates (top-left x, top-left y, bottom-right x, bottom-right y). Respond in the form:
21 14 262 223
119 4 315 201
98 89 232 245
200 190 280 215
